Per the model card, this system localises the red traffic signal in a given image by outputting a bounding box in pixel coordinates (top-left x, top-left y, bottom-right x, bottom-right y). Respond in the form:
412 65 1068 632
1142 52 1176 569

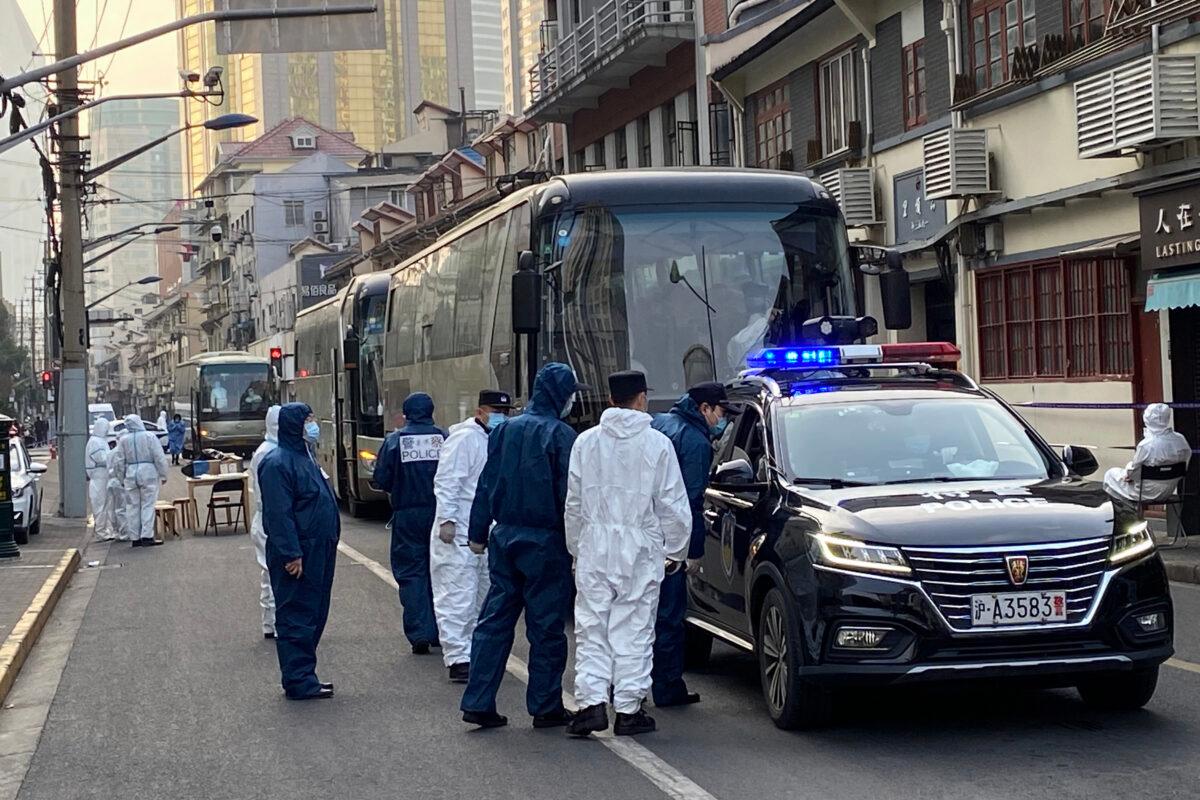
269 347 283 360
40 370 53 388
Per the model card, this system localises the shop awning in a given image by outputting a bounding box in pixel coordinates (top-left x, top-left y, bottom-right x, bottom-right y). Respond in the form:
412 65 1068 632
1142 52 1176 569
1146 269 1200 311
1059 233 1140 257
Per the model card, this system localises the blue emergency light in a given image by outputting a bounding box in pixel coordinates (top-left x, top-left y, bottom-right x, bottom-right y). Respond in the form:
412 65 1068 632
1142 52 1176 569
747 347 840 369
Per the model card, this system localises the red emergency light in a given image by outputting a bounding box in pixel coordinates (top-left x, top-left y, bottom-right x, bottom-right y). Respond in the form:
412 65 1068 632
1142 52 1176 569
879 342 961 367
298 369 310 378
269 347 283 360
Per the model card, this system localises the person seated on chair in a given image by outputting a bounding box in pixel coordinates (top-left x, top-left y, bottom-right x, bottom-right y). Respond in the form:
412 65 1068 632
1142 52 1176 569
1104 403 1192 514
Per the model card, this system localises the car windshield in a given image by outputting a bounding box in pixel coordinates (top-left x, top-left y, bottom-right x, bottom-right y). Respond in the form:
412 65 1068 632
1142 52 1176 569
775 397 1054 485
199 363 276 421
89 410 115 425
8 442 25 474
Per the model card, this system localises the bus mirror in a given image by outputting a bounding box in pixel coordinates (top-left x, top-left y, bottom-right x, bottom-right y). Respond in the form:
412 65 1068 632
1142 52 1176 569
343 328 360 371
880 254 912 331
513 254 541 334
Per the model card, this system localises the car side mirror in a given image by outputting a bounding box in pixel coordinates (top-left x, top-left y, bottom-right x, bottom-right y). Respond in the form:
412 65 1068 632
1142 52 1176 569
1062 445 1099 477
29 462 48 475
714 458 756 486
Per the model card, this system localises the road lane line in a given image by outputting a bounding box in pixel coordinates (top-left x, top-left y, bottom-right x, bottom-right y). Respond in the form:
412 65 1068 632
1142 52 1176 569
1167 657 1200 675
336 540 720 800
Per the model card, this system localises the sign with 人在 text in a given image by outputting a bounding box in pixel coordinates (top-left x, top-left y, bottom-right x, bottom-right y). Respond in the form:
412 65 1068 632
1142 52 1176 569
893 169 946 246
399 435 442 463
1140 183 1200 270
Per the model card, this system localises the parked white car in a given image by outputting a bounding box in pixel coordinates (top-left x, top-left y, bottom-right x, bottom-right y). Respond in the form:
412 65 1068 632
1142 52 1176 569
10 437 47 545
106 419 169 452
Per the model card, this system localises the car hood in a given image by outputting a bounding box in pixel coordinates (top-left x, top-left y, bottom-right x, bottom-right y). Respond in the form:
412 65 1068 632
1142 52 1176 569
787 478 1114 547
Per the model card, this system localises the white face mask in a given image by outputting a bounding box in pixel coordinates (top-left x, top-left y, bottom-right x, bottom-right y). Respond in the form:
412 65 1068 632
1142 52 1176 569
560 391 577 419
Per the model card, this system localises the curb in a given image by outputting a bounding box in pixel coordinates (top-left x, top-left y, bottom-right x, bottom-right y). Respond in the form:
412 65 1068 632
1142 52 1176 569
0 549 81 707
1166 560 1200 585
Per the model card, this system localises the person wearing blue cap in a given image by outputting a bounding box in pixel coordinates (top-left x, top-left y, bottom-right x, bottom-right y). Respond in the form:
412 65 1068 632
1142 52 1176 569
374 392 447 654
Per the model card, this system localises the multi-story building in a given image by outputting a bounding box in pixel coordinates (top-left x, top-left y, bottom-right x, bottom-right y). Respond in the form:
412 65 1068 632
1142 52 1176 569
177 0 504 193
86 98 182 318
695 0 1200 496
501 0 546 115
131 281 205 417
193 117 369 350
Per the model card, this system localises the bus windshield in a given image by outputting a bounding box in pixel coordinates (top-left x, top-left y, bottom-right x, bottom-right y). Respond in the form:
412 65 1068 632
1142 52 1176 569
545 201 856 402
199 363 275 421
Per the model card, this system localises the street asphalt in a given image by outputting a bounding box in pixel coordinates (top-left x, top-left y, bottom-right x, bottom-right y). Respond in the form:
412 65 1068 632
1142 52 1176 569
3 464 1200 800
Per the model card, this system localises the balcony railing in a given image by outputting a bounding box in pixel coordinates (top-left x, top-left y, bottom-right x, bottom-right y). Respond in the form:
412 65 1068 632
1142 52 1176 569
529 0 694 107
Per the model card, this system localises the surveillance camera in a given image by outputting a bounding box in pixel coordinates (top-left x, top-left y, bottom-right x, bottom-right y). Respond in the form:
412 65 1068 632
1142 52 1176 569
180 69 200 84
211 225 223 243
203 66 224 89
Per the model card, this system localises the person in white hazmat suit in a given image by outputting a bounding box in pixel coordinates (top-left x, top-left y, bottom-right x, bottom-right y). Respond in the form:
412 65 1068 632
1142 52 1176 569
431 389 513 683
156 410 168 431
86 419 114 541
249 406 280 638
1104 403 1192 512
565 370 691 738
105 425 130 541
109 414 169 547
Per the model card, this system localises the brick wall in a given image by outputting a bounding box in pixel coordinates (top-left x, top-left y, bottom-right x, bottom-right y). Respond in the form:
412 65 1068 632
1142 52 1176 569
872 15 905 143
570 43 698 151
704 0 728 35
924 0 950 122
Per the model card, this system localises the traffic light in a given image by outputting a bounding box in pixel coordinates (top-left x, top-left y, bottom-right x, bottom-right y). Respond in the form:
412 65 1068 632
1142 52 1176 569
40 370 53 389
269 347 283 376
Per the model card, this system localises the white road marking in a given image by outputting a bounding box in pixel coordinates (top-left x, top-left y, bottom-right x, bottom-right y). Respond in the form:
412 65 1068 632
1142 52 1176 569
1167 657 1200 675
336 540 720 800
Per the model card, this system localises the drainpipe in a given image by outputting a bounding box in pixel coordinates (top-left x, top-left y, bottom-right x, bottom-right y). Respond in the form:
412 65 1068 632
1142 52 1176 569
944 0 962 128
942 0 973 372
713 78 745 167
860 47 873 162
694 0 712 166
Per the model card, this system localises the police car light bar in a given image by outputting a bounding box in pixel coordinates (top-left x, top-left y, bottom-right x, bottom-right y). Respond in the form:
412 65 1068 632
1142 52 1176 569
746 345 883 369
879 342 961 366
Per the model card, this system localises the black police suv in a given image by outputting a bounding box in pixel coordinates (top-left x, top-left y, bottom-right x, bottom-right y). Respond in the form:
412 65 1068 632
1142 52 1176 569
683 344 1173 729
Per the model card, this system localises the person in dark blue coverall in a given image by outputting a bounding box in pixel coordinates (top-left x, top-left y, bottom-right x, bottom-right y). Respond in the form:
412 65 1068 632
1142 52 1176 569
373 392 446 653
649 382 737 707
258 403 340 700
460 362 580 729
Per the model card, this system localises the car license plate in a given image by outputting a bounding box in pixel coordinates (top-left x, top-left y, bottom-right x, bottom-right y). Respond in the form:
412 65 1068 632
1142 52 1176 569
970 591 1068 626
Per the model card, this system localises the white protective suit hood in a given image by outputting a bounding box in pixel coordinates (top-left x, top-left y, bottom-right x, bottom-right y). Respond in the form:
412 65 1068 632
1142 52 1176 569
598 407 652 439
1144 403 1173 436
264 405 281 444
124 414 146 432
92 419 110 438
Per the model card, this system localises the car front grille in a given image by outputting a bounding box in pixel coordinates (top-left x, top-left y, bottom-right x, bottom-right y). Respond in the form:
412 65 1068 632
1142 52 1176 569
902 538 1111 632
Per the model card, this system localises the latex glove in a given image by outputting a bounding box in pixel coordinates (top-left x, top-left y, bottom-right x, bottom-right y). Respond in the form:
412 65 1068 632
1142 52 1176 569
468 541 486 556
438 521 456 544
284 558 303 578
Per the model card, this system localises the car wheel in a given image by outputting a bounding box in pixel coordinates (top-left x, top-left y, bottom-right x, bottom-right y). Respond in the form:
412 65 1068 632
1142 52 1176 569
29 518 40 537
1076 666 1159 711
14 526 28 546
757 587 832 730
682 623 713 669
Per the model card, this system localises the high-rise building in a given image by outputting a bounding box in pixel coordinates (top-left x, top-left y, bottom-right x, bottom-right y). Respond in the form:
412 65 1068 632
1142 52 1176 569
177 0 501 193
500 0 545 115
86 99 183 322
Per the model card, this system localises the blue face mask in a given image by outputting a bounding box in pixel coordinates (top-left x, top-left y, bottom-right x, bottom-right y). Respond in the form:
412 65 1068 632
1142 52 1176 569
486 412 507 430
303 420 320 443
710 416 729 438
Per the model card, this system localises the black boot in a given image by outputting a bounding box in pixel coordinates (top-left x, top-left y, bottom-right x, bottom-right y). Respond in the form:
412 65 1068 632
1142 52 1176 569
532 707 575 729
565 703 608 737
655 691 701 707
614 708 656 736
462 710 508 728
448 663 470 683
411 642 431 655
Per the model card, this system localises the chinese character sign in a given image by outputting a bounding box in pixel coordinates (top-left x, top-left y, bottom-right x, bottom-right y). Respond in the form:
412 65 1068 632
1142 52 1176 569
1140 185 1200 269
893 170 946 246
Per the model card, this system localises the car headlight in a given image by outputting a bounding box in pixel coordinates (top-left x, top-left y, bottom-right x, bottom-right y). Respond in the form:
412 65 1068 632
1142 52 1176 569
1109 521 1155 565
812 532 912 576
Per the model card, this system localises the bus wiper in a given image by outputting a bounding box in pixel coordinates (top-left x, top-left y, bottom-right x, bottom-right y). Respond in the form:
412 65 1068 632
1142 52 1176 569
669 260 717 313
792 477 871 488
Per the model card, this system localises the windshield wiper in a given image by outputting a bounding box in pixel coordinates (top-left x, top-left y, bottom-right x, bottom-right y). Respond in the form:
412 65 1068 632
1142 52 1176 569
792 477 872 488
880 476 986 486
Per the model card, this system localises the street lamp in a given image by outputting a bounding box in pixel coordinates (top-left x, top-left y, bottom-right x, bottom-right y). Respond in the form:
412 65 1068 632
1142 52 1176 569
84 226 179 269
83 114 257 182
87 275 163 311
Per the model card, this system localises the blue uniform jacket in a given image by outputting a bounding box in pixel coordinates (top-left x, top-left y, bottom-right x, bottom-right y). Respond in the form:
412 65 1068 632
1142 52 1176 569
468 362 578 546
651 395 714 560
166 420 186 452
257 403 341 562
372 393 447 510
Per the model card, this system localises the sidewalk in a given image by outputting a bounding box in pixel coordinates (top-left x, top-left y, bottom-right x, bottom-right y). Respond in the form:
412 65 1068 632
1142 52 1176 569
0 457 91 646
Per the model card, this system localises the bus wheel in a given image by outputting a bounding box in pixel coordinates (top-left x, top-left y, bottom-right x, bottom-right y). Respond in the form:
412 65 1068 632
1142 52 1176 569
347 496 366 518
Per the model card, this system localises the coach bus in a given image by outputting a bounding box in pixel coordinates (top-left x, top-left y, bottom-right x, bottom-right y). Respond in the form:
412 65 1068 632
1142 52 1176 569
295 168 912 512
173 351 278 457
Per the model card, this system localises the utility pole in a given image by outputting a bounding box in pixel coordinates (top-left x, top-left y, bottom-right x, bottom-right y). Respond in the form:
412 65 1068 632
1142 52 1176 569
54 0 88 518
29 275 37 417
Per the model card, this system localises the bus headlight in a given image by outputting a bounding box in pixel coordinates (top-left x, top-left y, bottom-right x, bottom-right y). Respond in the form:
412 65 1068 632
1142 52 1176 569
358 450 377 472
1110 521 1155 565
812 533 911 576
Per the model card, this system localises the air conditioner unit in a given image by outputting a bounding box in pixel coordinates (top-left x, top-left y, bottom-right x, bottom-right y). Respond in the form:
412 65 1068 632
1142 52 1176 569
819 168 877 227
315 233 330 244
312 210 328 222
1075 54 1200 158
313 221 329 234
923 129 991 200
